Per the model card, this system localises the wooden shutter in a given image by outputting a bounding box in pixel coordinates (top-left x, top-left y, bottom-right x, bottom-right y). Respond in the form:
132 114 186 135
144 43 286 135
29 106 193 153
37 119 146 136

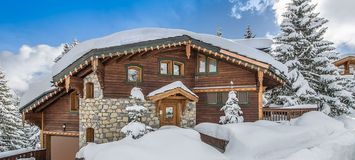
85 83 94 99
86 128 94 142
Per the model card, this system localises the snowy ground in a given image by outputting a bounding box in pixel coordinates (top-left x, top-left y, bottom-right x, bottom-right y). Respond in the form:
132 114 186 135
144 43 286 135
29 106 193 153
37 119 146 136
77 111 355 160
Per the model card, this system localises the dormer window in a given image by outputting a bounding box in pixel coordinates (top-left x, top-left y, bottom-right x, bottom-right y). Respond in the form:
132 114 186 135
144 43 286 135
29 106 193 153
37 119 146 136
127 65 142 82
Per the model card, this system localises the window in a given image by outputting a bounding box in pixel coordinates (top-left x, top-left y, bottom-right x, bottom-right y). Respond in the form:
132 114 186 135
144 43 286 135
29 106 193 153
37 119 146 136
85 82 94 99
159 60 184 76
127 66 142 82
173 61 184 76
70 90 79 111
86 128 94 143
208 58 217 73
207 92 249 105
198 54 206 73
207 92 218 104
198 54 217 74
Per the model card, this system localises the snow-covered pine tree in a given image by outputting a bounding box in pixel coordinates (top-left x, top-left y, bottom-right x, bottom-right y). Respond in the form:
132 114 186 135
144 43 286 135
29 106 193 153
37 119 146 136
121 87 153 139
270 0 354 116
22 123 40 149
244 25 255 39
219 91 244 124
0 69 26 151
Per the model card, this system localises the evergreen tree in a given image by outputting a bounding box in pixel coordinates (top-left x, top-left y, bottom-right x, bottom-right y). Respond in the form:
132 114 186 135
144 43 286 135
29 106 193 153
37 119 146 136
244 25 256 39
269 0 354 116
219 91 244 124
23 123 40 149
0 69 26 151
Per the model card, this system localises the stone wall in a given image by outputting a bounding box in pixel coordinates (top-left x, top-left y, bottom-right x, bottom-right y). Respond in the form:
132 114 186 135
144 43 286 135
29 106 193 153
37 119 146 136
79 98 159 147
180 102 196 128
83 73 103 99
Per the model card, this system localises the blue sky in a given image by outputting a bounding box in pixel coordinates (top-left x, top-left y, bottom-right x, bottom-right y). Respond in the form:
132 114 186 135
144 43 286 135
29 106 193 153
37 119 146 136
0 0 279 52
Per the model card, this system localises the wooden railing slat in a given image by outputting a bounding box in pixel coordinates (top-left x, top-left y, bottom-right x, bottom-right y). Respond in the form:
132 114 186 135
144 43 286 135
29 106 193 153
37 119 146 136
263 106 317 121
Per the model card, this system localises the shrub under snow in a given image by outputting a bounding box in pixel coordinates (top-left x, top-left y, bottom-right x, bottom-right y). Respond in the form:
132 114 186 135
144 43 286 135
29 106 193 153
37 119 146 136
219 91 244 124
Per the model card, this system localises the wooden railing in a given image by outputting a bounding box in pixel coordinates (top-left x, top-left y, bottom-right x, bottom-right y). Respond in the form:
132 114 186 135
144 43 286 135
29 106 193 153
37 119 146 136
0 149 46 160
263 107 318 121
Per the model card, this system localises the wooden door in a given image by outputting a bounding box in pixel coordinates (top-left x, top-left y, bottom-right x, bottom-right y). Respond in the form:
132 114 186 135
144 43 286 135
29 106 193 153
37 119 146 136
160 102 178 126
50 136 79 160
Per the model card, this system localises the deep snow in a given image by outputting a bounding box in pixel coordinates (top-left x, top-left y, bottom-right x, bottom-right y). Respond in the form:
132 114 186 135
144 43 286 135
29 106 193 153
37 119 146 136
77 111 355 160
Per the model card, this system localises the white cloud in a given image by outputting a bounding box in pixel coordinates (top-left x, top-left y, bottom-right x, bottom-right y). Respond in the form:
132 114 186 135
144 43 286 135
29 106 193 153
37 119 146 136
0 44 63 94
229 0 273 19
272 0 355 51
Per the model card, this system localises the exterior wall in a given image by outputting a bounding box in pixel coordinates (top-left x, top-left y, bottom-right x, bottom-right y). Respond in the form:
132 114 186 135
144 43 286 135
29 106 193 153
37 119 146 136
79 98 158 147
103 49 256 98
83 73 103 98
43 93 79 132
79 97 197 147
196 91 258 124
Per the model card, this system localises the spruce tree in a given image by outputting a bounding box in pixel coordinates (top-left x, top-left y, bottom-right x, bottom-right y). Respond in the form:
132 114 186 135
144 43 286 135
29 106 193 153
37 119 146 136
244 25 256 39
0 69 26 151
219 91 244 124
269 0 354 116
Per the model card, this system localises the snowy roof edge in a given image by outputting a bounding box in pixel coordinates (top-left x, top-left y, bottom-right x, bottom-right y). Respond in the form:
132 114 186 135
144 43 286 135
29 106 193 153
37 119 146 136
19 88 56 112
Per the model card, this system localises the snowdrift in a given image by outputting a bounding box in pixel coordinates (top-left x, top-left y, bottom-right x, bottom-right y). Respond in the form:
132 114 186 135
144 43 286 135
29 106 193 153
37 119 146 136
78 111 355 160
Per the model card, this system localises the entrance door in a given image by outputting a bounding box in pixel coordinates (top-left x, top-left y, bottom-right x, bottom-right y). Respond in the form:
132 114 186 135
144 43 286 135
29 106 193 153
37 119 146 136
160 102 178 126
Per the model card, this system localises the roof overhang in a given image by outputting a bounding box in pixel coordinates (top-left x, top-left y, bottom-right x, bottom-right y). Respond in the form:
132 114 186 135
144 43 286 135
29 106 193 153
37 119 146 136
52 36 287 87
333 56 355 66
147 87 199 102
20 88 64 114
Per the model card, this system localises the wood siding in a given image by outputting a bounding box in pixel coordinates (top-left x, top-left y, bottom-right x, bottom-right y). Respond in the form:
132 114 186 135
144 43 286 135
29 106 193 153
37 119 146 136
196 91 258 123
43 93 79 132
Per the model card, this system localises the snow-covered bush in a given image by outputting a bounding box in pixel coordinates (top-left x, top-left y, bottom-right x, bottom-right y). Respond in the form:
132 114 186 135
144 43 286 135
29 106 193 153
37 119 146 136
219 91 244 124
121 121 153 139
130 87 145 101
121 104 153 139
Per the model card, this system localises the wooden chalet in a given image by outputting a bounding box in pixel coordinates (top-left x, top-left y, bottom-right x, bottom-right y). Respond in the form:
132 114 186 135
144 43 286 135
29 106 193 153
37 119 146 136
334 54 355 75
19 28 287 160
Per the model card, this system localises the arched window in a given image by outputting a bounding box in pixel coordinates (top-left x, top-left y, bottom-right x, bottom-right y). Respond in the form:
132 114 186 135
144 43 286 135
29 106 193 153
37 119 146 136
85 82 94 99
70 90 79 111
86 128 94 143
127 66 142 82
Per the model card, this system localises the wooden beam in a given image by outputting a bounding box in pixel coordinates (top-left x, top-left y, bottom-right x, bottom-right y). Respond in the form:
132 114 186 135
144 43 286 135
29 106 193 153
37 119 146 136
220 49 270 69
257 71 264 120
186 43 191 59
65 76 84 97
34 91 66 112
193 87 257 93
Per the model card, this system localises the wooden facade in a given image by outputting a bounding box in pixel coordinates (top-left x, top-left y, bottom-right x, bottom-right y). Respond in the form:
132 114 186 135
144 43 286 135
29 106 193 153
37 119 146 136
334 55 355 75
20 34 287 160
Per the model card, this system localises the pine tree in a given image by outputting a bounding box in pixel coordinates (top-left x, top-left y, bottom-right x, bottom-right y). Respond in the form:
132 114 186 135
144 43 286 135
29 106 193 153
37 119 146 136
244 25 256 39
0 69 26 151
23 123 40 149
269 0 354 116
219 91 244 124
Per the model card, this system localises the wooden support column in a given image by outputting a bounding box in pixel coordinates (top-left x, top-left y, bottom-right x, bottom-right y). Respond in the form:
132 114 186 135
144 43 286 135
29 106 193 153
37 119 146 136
345 61 350 75
40 111 44 148
257 71 264 120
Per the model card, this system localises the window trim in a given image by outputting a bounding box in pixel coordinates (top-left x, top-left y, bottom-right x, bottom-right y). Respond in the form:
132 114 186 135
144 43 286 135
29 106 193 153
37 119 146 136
85 82 94 99
70 90 79 112
125 64 143 83
197 54 218 75
158 58 185 77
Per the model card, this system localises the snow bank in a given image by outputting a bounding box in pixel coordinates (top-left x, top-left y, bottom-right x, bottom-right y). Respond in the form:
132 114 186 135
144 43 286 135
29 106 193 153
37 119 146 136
147 81 197 97
53 28 287 77
76 127 227 160
194 123 230 141
195 111 355 160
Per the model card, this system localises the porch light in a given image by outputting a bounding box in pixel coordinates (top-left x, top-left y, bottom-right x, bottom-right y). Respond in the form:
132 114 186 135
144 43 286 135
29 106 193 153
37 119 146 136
62 123 66 132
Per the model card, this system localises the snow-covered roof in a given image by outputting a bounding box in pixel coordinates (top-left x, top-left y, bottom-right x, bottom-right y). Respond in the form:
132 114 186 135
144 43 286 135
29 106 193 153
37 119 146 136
19 75 54 109
338 53 355 59
53 28 287 78
231 38 273 50
147 81 197 98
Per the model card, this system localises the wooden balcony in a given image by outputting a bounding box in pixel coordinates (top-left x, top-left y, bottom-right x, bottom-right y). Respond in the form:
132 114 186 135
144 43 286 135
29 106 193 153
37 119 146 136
0 149 46 160
263 107 318 121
